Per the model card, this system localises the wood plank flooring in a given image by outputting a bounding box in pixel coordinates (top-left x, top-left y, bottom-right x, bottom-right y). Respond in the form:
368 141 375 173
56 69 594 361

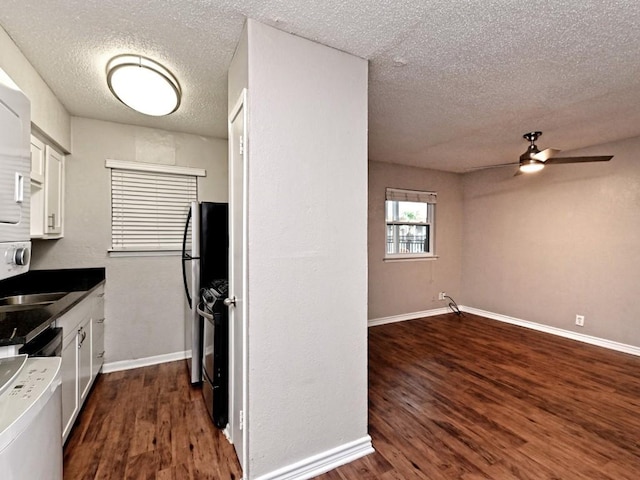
65 313 640 479
317 313 640 480
63 361 242 479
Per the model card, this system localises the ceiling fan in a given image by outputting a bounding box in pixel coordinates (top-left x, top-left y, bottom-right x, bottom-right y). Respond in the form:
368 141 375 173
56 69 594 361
478 132 613 174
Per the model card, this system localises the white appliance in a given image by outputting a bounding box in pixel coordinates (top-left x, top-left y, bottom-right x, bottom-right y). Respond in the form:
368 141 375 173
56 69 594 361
0 68 31 281
0 355 62 480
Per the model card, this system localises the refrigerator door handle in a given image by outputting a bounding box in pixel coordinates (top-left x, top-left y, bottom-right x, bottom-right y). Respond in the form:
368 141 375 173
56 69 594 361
182 206 193 307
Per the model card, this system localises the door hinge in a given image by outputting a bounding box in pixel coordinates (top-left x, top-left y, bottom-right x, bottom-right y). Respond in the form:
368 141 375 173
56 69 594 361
239 410 244 431
239 135 244 155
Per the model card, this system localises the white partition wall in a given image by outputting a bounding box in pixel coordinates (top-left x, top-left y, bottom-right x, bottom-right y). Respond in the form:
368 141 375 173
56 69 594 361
228 19 371 480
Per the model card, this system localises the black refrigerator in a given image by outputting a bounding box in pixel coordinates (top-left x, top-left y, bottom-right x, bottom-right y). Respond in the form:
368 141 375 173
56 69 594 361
181 201 228 385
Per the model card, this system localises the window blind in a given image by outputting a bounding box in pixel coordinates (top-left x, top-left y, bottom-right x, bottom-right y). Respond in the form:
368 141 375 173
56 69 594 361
386 188 437 204
110 169 197 251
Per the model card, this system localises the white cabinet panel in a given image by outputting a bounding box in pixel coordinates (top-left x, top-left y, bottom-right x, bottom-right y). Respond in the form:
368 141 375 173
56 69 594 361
30 136 65 239
30 136 45 184
91 289 105 379
78 317 92 401
61 332 79 441
44 146 63 236
58 285 106 443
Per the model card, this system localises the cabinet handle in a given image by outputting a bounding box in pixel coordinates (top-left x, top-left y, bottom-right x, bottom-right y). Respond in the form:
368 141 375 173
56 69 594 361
48 213 56 229
77 327 87 346
15 173 24 203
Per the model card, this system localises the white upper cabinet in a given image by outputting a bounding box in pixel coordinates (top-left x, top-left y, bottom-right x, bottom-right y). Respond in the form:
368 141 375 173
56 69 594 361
30 134 64 239
30 136 45 184
44 145 64 236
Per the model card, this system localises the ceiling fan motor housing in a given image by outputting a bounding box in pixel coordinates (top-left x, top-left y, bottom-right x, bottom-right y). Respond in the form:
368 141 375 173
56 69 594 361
520 144 542 162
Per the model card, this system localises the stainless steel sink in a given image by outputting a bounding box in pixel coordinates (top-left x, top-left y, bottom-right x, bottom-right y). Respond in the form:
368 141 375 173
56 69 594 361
0 292 68 307
0 304 48 314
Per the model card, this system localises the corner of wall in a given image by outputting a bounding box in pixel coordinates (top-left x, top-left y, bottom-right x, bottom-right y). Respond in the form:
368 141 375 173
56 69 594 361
0 25 71 151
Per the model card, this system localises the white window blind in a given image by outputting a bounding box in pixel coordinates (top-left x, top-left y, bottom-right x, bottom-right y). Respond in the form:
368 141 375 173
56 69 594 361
110 169 197 251
385 188 437 204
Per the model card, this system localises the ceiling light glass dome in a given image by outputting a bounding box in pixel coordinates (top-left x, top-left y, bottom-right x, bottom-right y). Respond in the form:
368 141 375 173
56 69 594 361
106 54 181 116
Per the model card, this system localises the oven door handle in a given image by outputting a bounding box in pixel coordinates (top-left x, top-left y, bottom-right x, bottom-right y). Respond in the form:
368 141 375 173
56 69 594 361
196 305 214 320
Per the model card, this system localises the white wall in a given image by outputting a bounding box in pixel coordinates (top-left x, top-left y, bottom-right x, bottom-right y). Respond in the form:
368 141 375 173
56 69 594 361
0 25 70 152
31 116 228 363
368 161 463 321
462 135 640 348
232 20 370 479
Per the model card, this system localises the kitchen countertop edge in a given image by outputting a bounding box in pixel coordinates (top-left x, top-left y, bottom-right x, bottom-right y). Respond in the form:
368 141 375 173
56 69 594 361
0 268 106 347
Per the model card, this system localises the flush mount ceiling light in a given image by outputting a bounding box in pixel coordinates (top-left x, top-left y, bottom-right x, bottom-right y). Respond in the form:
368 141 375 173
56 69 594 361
106 54 181 116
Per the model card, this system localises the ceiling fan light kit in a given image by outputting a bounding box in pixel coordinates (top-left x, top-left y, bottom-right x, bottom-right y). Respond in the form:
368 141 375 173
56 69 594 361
106 54 181 116
519 159 545 173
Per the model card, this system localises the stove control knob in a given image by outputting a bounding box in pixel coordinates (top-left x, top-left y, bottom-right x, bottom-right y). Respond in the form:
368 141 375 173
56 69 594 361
13 247 30 266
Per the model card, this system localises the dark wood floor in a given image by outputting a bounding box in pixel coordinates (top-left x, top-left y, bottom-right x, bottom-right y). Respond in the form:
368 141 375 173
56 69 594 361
65 313 640 479
63 361 242 479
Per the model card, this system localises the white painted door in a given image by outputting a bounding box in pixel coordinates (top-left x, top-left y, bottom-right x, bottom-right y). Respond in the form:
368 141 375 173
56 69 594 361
228 89 248 471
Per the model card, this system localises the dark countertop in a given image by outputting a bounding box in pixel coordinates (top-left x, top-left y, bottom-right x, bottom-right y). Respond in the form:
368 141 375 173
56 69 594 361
0 268 106 347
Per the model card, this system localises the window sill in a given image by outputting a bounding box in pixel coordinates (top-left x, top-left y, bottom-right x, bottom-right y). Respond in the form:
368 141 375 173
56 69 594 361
383 255 439 263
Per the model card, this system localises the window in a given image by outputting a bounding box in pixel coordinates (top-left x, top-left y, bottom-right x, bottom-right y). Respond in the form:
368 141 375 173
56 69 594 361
385 188 436 259
106 160 205 254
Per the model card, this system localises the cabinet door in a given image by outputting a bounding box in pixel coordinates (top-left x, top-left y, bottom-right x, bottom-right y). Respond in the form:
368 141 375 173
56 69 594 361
79 318 92 401
44 146 64 236
30 136 45 184
61 333 79 442
91 289 105 379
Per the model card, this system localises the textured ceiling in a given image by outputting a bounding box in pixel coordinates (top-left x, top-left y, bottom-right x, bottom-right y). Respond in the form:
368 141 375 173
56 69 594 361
1 0 639 172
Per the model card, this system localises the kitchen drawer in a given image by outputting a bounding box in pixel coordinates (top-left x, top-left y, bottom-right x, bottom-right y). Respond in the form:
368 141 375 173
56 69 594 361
56 295 92 338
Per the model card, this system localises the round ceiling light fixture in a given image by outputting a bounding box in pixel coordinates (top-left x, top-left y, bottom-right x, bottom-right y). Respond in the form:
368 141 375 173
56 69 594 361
106 54 181 116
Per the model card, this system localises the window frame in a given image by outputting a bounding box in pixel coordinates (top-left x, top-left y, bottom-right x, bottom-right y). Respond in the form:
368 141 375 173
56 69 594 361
384 188 437 261
105 159 205 256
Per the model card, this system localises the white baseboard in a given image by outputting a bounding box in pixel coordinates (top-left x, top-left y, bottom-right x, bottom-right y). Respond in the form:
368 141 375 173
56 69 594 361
368 307 450 327
254 436 374 480
461 306 640 357
102 349 191 373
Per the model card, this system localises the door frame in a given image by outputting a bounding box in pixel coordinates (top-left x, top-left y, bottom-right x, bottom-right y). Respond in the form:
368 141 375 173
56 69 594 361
227 87 249 476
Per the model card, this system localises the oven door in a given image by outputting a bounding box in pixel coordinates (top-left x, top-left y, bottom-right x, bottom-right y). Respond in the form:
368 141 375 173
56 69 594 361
201 307 214 382
199 305 229 428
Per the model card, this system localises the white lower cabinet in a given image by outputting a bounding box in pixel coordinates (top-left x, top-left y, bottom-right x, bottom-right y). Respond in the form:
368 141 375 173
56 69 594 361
78 317 92 402
61 332 79 439
58 285 105 443
92 292 105 380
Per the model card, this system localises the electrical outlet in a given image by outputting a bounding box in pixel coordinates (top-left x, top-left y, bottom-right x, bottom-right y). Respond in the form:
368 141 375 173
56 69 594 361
575 315 585 327
438 292 446 300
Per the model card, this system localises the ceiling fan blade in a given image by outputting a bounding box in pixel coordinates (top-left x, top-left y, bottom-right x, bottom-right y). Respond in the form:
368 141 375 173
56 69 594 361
468 162 519 171
544 155 613 165
533 148 560 162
